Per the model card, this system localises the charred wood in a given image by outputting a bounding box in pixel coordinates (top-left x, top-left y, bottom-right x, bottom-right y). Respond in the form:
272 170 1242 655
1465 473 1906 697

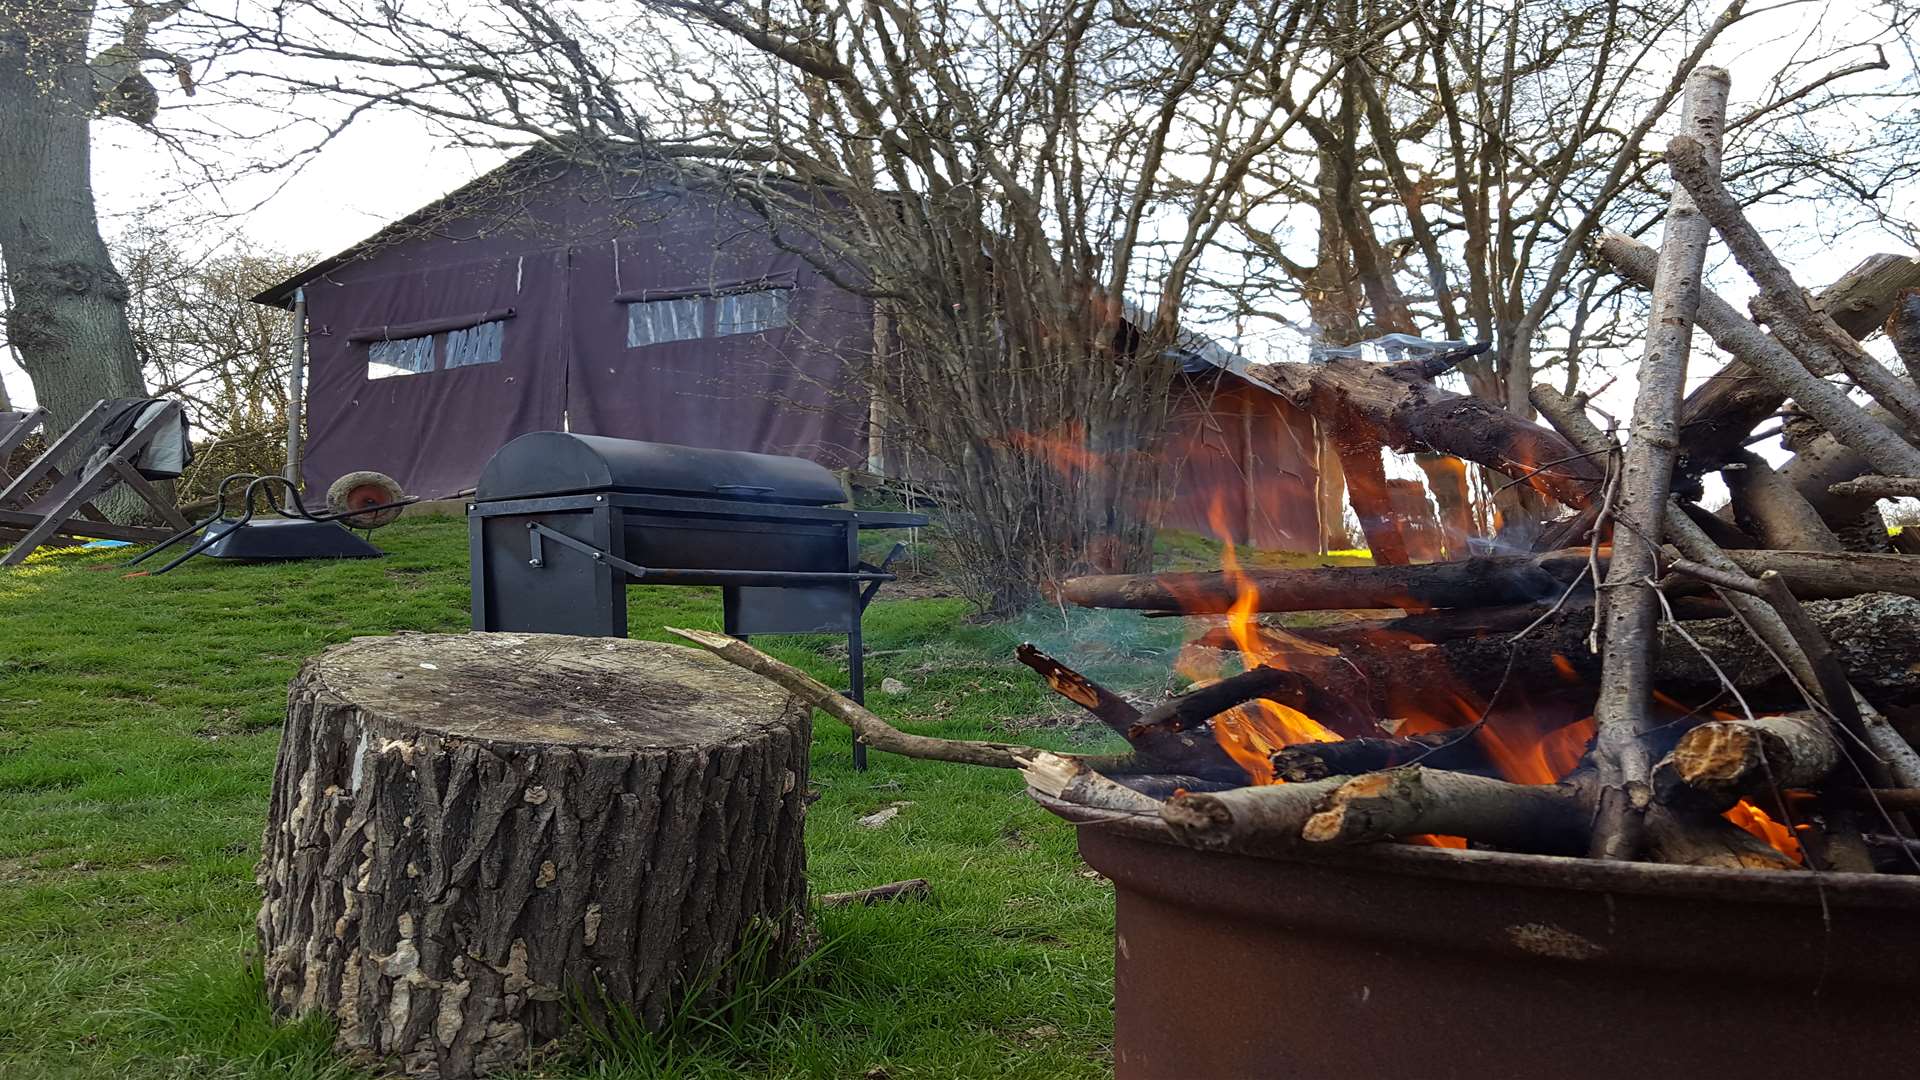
1270 732 1496 782
1130 659 1376 744
1678 500 1760 549
1013 643 1141 736
1341 594 1920 719
1644 804 1802 871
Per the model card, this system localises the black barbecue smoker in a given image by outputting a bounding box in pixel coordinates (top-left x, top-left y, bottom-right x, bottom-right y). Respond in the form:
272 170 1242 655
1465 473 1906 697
469 432 925 767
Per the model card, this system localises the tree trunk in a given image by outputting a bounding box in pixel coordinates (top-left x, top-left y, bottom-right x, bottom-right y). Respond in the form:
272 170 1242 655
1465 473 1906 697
257 632 811 1079
0 0 147 439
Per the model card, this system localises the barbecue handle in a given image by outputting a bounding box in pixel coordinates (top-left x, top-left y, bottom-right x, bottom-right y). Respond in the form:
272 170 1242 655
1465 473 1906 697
524 522 894 586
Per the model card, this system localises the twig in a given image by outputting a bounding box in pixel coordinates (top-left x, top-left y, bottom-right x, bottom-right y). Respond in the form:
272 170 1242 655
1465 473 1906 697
1585 66 1729 862
1666 136 1920 438
665 627 1125 772
1019 751 1167 816
1598 230 1920 477
816 880 932 908
1827 475 1920 500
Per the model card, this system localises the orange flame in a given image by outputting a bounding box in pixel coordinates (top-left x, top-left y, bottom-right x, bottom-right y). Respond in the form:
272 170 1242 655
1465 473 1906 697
1162 496 1619 856
1174 499 1338 783
1474 716 1596 786
1724 800 1805 864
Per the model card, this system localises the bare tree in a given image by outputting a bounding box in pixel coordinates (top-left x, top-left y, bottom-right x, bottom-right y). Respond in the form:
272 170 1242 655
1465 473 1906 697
0 0 198 437
114 232 308 495
1201 0 1917 543
204 0 1341 612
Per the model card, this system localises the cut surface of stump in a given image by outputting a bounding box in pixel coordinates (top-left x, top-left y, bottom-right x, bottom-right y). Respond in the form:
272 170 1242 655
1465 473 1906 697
257 632 811 1078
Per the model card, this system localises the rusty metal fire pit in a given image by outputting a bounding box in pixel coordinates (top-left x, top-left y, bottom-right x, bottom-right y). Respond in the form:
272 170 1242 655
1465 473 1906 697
1077 817 1920 1080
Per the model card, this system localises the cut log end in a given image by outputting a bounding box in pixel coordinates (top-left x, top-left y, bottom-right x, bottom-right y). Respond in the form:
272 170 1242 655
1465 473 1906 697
258 632 812 1078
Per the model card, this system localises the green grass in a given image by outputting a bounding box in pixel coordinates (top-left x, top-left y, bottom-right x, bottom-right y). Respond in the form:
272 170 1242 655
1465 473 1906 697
0 518 1143 1079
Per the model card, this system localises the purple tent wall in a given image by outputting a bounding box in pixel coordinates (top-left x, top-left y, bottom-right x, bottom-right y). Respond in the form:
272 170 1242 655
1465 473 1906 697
303 248 569 500
293 170 871 500
565 194 868 465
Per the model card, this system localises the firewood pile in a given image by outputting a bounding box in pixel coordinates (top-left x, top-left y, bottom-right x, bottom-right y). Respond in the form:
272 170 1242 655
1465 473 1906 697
672 66 1920 877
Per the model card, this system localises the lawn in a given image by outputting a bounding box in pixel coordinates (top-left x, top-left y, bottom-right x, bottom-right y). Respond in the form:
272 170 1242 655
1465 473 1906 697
0 516 1216 1079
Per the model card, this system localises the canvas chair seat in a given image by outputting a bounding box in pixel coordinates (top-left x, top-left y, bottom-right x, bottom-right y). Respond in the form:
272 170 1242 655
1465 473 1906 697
0 399 194 567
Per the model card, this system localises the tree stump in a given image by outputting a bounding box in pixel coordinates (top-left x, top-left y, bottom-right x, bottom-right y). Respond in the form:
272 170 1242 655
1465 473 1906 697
256 632 811 1077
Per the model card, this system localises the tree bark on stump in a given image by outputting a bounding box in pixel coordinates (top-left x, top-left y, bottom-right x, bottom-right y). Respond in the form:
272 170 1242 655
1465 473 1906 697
256 632 812 1078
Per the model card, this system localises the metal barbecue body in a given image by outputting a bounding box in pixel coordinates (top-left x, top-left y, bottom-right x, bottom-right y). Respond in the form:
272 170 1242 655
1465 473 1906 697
469 433 925 766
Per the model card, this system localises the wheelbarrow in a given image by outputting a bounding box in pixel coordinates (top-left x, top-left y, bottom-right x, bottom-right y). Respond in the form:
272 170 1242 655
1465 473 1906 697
127 471 415 575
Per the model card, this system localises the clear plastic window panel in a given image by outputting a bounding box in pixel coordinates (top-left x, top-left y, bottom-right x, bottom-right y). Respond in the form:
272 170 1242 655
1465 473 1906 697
444 320 505 368
713 289 790 336
626 297 705 347
367 335 434 380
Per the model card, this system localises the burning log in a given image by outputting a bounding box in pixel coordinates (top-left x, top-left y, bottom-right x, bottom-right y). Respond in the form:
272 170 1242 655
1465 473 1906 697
1012 643 1251 781
1129 658 1376 744
1160 778 1348 853
1184 592 1920 721
1300 768 1586 853
1270 732 1495 782
1650 713 1836 813
1644 805 1802 871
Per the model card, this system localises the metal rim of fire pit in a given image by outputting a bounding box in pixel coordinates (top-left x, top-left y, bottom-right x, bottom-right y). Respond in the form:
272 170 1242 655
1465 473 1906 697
1042 794 1920 909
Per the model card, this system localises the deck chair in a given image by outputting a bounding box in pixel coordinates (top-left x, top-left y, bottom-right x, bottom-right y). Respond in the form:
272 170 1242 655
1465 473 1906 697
0 407 48 490
0 399 193 566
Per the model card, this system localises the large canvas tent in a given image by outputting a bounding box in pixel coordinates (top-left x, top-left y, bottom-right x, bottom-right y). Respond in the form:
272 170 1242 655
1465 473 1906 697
255 152 1324 549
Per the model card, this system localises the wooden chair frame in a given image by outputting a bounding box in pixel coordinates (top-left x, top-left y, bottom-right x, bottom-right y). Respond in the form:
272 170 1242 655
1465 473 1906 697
0 400 193 566
0 407 48 490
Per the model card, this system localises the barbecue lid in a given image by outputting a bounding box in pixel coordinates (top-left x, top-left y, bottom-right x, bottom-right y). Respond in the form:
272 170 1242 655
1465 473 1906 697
474 432 849 506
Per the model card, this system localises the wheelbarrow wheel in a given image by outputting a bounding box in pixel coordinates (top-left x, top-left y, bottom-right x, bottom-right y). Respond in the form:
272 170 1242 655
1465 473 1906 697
326 471 407 529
